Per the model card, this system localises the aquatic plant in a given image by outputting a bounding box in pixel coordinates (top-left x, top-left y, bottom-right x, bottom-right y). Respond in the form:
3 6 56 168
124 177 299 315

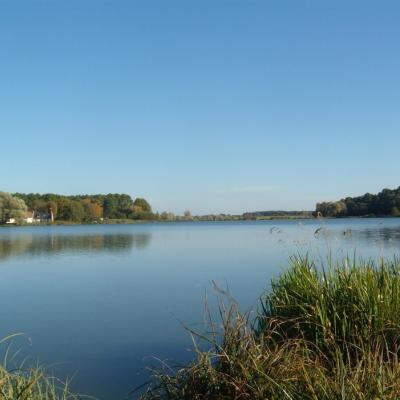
140 256 400 400
258 255 400 350
0 336 80 400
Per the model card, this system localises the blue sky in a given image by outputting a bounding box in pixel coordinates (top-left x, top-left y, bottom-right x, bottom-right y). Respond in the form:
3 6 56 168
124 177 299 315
1 0 399 214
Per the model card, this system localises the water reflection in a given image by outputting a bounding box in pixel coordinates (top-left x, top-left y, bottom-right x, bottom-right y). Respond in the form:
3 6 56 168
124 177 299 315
0 232 152 261
352 227 400 243
311 225 400 246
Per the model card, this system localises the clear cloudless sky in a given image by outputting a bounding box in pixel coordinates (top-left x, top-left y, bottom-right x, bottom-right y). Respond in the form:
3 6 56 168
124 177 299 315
1 0 399 214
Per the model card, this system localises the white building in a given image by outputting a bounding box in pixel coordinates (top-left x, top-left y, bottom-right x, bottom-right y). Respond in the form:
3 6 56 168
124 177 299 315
5 211 35 224
25 211 34 223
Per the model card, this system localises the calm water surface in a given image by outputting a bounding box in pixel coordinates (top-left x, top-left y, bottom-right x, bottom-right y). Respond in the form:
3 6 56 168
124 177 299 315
1 219 400 398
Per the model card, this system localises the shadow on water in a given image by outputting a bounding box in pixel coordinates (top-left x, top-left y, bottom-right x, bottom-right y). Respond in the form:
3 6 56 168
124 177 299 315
0 232 152 261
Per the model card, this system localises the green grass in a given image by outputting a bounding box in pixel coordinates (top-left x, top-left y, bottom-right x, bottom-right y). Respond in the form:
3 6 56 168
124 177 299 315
140 256 400 400
258 255 400 349
0 335 81 400
0 365 79 400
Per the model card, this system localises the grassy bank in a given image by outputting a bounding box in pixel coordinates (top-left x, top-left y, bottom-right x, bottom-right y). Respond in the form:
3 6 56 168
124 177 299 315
141 256 400 400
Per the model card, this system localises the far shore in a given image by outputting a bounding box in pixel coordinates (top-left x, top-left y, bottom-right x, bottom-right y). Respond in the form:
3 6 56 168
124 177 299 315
1 214 400 228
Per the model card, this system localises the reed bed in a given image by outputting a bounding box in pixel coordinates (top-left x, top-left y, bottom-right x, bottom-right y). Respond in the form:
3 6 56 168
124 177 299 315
140 256 400 400
0 336 80 400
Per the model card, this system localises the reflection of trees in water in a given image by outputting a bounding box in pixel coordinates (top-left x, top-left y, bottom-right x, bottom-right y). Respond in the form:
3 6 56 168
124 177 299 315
312 226 400 248
352 227 400 245
0 233 152 261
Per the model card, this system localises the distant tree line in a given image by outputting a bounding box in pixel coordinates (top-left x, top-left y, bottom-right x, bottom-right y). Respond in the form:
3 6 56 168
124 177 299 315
316 187 400 217
12 193 154 223
0 191 244 224
243 211 313 220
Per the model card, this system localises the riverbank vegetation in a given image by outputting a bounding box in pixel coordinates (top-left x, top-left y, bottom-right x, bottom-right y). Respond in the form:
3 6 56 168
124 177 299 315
5 186 400 225
316 186 400 217
12 185 400 222
141 256 400 400
1 191 315 225
243 210 313 220
0 368 76 400
0 336 77 400
0 192 156 224
14 193 154 223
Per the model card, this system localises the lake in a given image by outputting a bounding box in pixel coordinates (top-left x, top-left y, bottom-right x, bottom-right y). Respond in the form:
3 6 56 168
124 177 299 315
1 219 400 399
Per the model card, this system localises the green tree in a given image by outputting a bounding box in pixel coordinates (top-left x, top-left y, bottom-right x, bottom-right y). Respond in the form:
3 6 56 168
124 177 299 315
69 201 85 222
57 199 84 222
316 201 347 217
133 198 152 213
0 192 28 224
103 195 119 218
82 201 98 222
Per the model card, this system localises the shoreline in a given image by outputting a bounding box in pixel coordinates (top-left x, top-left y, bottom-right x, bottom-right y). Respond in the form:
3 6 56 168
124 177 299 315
1 215 399 228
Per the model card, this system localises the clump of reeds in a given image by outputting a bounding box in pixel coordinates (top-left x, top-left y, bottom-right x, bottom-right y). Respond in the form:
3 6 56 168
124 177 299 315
140 256 400 400
258 255 400 351
0 336 79 400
